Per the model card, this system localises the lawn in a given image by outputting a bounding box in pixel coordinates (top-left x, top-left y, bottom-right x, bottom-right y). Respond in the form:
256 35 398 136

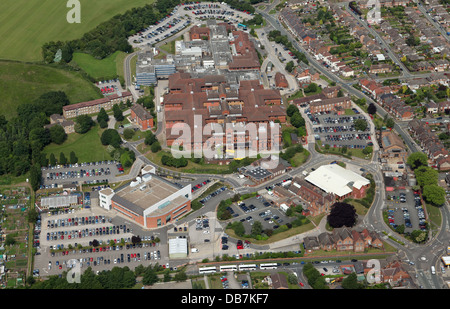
0 0 155 62
0 60 102 119
42 124 111 164
71 51 126 81
138 144 232 174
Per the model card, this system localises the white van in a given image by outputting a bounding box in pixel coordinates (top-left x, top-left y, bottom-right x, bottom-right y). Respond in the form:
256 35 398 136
431 266 436 275
191 248 199 253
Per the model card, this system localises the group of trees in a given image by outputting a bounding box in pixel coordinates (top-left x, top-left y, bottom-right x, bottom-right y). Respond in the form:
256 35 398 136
0 91 72 189
28 263 186 288
144 131 161 153
286 104 305 129
161 154 188 168
48 151 78 166
302 263 328 289
408 152 445 206
74 115 95 134
97 108 110 129
43 0 181 63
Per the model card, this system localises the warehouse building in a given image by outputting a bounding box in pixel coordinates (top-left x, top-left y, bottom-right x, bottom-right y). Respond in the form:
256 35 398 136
305 164 370 199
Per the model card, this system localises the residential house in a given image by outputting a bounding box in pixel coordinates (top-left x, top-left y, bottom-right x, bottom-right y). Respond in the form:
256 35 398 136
306 227 384 253
381 260 411 286
369 64 393 74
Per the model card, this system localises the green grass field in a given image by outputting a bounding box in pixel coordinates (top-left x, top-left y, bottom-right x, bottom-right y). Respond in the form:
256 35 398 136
42 124 111 164
0 60 102 119
71 51 126 81
0 0 155 62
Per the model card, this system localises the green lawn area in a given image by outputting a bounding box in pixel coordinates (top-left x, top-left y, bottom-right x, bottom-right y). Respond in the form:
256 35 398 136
71 51 124 81
159 36 183 55
138 144 232 174
0 60 102 120
0 0 156 62
286 89 304 102
42 124 111 164
345 109 356 115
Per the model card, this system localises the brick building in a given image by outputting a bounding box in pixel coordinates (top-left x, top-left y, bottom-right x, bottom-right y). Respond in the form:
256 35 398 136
63 92 133 119
130 104 154 130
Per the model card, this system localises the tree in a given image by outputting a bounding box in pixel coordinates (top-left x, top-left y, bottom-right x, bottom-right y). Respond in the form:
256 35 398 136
174 271 187 282
342 273 363 289
49 125 67 144
113 104 124 122
98 119 108 129
69 151 78 164
414 166 438 187
59 152 67 165
385 117 395 129
144 131 157 146
290 113 305 128
29 164 42 191
354 119 367 131
142 266 158 286
120 152 133 168
422 184 446 206
74 115 94 134
251 221 263 238
101 129 121 148
407 152 428 170
411 230 427 243
285 61 295 73
49 153 57 166
367 103 377 115
304 83 318 93
123 128 135 140
327 202 357 228
5 234 16 246
286 104 300 117
151 141 161 153
97 107 109 124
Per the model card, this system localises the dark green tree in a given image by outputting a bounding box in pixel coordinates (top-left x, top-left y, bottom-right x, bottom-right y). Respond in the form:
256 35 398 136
49 125 67 145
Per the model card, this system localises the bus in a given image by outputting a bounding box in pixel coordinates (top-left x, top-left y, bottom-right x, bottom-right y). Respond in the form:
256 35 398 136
220 265 238 272
199 266 217 274
238 264 257 271
259 263 278 270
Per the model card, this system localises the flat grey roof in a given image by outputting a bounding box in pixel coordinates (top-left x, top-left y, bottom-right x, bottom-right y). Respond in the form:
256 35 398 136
112 176 182 215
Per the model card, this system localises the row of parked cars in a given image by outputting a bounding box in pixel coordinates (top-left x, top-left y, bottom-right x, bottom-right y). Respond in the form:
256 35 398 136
199 186 226 204
321 115 367 125
46 167 112 181
324 133 371 142
46 225 128 242
414 193 427 230
47 215 110 229
192 179 211 193
314 125 362 134
50 249 162 271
